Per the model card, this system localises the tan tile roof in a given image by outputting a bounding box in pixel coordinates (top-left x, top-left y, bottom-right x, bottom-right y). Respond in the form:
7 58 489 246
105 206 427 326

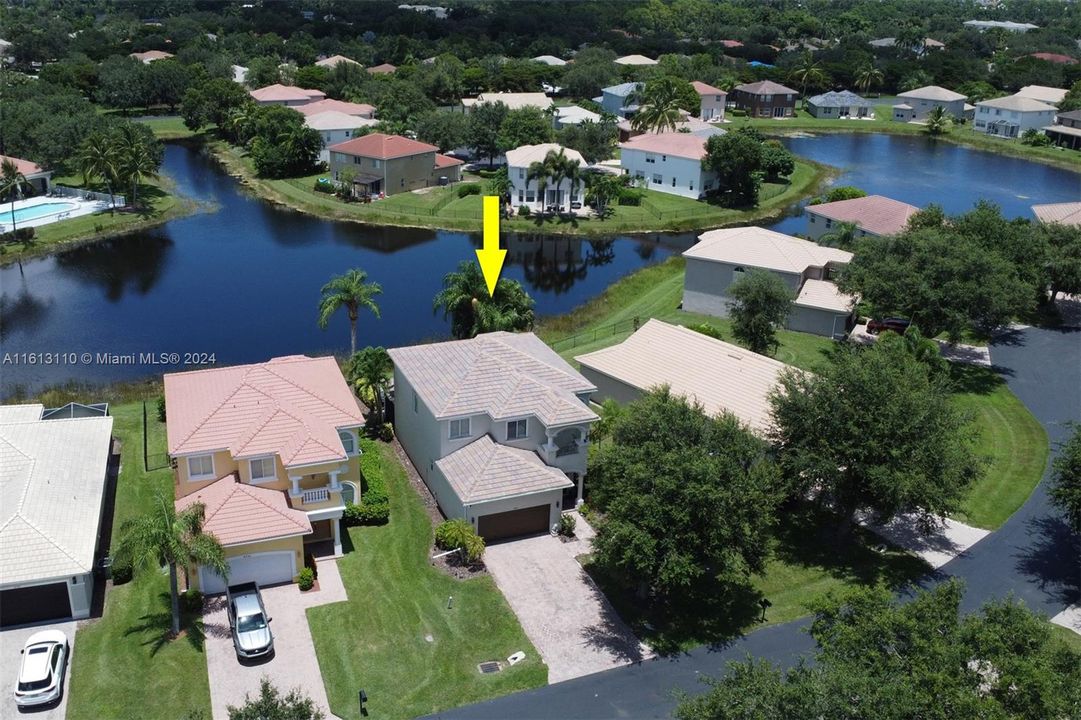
249 84 326 103
897 85 966 102
388 332 598 426
0 412 114 583
691 80 726 96
328 132 438 159
1031 201 1081 226
615 54 657 65
575 320 791 434
164 356 364 467
505 143 586 168
303 110 378 131
436 435 571 504
130 50 174 63
684 227 852 274
1016 85 1069 104
805 194 919 236
367 63 397 74
462 92 554 111
175 475 311 546
0 154 47 177
977 94 1057 112
620 132 708 160
315 54 359 68
795 279 856 313
735 80 798 96
294 99 376 117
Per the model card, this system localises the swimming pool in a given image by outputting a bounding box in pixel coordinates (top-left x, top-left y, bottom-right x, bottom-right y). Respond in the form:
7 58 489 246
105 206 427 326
2 201 78 224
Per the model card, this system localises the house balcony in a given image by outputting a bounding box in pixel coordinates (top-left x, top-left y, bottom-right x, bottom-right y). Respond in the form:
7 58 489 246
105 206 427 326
539 425 590 473
287 471 345 512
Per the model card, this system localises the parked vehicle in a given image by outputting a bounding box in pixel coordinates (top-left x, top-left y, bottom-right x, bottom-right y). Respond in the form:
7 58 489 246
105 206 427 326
866 317 912 335
226 582 274 659
14 630 68 708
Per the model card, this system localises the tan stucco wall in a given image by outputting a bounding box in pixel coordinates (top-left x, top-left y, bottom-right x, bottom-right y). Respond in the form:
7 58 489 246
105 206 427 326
187 534 305 592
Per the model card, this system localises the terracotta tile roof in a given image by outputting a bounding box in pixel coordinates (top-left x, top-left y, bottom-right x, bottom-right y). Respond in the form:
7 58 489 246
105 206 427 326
735 80 798 96
691 80 725 96
620 132 708 160
367 63 397 74
249 84 326 103
434 153 464 168
328 132 438 159
805 194 920 236
0 410 114 583
1027 52 1077 65
897 85 966 102
388 332 597 427
175 475 311 546
719 40 743 48
0 154 46 176
294 99 376 118
795 278 856 313
164 356 364 468
1031 201 1081 226
436 435 571 504
315 54 360 68
576 320 791 434
685 227 852 274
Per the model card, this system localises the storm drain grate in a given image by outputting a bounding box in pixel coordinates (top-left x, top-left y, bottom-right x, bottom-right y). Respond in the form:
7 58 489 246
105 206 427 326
477 661 502 674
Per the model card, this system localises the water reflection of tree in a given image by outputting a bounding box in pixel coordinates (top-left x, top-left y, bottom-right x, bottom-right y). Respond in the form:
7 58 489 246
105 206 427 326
515 236 619 295
0 286 52 341
54 232 173 301
587 239 616 266
634 240 658 261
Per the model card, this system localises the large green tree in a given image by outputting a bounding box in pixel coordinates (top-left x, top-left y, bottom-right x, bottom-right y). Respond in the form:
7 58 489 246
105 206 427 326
433 260 535 339
180 77 253 132
631 76 697 133
726 269 793 355
676 581 1081 720
467 101 509 165
497 106 555 152
228 678 324 720
769 334 982 529
589 388 781 606
415 110 469 153
1050 425 1081 533
317 268 383 354
557 118 618 163
346 346 393 425
702 129 764 206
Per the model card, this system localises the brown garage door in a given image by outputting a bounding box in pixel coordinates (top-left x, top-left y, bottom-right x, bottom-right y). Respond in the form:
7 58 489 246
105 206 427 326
477 505 551 541
1 582 72 627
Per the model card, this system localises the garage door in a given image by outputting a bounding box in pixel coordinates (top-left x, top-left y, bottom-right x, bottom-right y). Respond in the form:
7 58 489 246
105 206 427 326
200 551 296 595
477 505 551 541
1 582 72 627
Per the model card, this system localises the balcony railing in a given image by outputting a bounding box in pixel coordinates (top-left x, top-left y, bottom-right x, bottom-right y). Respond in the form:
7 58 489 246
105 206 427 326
555 444 579 457
302 487 330 504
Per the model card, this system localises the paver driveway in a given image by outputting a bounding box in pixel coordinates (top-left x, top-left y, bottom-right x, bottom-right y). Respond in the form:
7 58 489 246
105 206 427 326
0 619 77 719
483 521 649 684
203 558 347 720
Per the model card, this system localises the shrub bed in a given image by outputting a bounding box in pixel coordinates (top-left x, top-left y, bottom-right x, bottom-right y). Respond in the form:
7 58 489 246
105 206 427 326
456 183 481 198
343 439 390 526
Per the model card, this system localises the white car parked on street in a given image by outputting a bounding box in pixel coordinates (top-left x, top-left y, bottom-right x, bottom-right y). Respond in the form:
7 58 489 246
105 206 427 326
13 630 68 708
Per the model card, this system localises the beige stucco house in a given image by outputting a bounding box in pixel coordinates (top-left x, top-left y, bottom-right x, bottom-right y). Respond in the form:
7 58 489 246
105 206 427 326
165 355 365 594
328 133 463 197
389 332 598 540
892 85 967 122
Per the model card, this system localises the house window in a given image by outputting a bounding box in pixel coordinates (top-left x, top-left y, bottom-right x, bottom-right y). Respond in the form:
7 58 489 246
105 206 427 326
339 430 356 455
249 456 276 483
518 190 524 202
449 418 471 440
373 159 382 168
825 218 833 228
689 180 694 191
187 454 214 480
732 265 746 282
507 419 528 440
652 173 662 184
645 154 655 164
671 176 676 187
809 215 816 223
526 190 535 202
661 155 667 161
341 481 358 505
518 168 524 179
353 156 361 164
400 178 405 187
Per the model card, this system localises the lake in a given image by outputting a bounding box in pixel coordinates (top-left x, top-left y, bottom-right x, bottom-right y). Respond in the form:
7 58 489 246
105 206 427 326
2 134 1078 395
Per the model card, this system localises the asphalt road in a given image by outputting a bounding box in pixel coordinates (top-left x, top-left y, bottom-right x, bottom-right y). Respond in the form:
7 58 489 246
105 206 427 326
427 323 1081 720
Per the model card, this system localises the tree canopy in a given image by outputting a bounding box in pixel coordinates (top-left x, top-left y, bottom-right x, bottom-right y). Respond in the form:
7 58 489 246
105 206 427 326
726 269 793 355
433 260 536 339
1050 425 1081 534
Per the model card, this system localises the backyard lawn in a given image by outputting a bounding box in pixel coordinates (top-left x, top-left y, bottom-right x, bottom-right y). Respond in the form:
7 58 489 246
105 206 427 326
307 440 546 720
139 115 205 140
66 402 212 720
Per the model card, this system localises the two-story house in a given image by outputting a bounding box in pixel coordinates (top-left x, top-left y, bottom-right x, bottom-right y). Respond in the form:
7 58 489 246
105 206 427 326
595 82 642 119
388 332 598 541
506 143 587 212
327 133 463 197
892 85 967 122
303 111 379 163
691 81 726 121
731 80 798 119
1044 109 1081 150
165 356 365 594
973 94 1056 139
249 83 326 107
619 132 718 199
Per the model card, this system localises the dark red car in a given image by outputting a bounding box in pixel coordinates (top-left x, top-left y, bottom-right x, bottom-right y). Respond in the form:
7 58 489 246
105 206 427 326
866 317 912 335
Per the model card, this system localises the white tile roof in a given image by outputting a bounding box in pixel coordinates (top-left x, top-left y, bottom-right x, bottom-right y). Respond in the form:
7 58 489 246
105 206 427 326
1016 85 1069 104
795 279 856 313
554 105 602 125
1031 201 1081 226
436 435 571 504
977 94 1057 112
897 85 966 102
505 143 586 169
684 227 852 274
462 92 554 111
615 54 657 65
389 332 598 427
304 110 379 131
0 411 114 584
575 320 792 434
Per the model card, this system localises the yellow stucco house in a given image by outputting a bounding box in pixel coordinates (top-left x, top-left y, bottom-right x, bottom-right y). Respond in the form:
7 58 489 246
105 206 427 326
165 355 365 594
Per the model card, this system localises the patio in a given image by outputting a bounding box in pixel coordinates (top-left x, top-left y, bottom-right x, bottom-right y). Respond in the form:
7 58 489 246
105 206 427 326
1 193 115 233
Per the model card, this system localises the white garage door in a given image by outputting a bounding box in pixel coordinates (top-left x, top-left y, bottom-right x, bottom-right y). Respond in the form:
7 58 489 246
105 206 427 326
200 551 296 595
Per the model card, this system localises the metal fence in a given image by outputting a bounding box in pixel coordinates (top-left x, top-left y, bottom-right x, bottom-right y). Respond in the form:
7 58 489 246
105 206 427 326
54 185 125 207
547 316 641 353
142 400 170 471
638 195 718 222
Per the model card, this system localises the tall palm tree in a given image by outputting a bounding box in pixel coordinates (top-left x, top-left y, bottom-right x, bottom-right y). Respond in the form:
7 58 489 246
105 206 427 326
433 260 535 339
347 346 393 424
854 63 884 95
113 493 227 636
76 133 119 211
318 268 382 354
585 172 625 217
527 158 552 210
630 76 687 134
820 221 859 250
1 158 30 235
114 125 159 207
788 52 829 99
924 105 952 136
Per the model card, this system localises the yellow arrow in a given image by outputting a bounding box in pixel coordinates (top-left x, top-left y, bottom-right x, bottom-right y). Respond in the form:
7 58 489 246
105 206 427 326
476 195 506 297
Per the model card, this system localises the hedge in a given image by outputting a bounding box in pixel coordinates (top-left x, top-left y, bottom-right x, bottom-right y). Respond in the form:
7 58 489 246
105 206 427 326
343 439 389 526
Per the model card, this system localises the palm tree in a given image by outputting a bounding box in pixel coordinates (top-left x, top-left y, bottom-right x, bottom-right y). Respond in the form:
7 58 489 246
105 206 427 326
76 133 119 210
346 346 393 424
788 52 829 99
1 159 30 235
114 125 159 207
630 76 687 134
819 221 859 250
527 157 552 211
585 172 626 217
113 493 227 636
318 268 383 354
924 105 952 136
433 260 536 339
854 63 884 95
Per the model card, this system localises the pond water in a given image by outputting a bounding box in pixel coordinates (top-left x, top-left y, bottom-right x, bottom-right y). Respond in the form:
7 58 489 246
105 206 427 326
1 134 1078 395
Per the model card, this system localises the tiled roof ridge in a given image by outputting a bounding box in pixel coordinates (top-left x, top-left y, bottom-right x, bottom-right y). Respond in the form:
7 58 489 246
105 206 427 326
437 349 520 415
235 482 310 533
173 378 260 452
0 433 36 515
462 436 501 497
259 359 360 420
482 335 594 391
229 399 285 456
5 513 85 571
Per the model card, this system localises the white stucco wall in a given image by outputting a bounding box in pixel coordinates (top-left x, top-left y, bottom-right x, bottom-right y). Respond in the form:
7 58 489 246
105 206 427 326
973 106 1056 137
508 164 584 211
621 148 714 199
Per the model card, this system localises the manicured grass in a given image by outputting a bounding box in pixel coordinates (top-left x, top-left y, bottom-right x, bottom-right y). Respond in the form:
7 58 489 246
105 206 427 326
210 141 829 235
1050 623 1081 653
586 502 929 654
307 440 546 720
139 116 204 140
950 364 1049 530
66 402 212 720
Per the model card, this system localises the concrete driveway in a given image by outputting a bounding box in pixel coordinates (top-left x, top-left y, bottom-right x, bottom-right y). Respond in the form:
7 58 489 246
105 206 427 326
483 519 650 684
0 619 77 719
203 558 347 720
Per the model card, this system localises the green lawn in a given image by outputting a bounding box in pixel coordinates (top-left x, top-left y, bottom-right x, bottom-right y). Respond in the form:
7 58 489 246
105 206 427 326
307 440 546 720
66 402 212 720
139 116 204 140
1050 623 1081 653
210 141 829 235
951 364 1049 530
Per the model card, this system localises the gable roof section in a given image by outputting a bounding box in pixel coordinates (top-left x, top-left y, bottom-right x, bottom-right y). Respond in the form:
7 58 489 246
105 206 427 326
1031 201 1081 226
602 82 641 98
367 63 397 74
294 98 376 117
620 132 708 160
0 154 47 177
795 279 856 313
304 110 379 131
328 132 438 159
315 54 359 67
615 54 657 65
175 475 311 545
735 80 798 96
0 413 114 584
977 94 1056 112
164 355 364 467
805 194 919 236
436 435 572 504
691 80 726 96
807 89 875 108
575 320 791 434
250 84 325 103
897 85 966 102
388 332 598 427
684 226 852 273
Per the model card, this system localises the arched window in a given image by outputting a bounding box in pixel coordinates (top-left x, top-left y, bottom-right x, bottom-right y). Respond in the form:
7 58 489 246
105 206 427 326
341 481 358 505
339 430 356 455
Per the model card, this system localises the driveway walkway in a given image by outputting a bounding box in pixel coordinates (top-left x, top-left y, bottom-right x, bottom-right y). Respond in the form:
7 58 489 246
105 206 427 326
0 619 77 720
859 512 990 569
850 324 991 367
483 516 650 683
204 558 347 720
